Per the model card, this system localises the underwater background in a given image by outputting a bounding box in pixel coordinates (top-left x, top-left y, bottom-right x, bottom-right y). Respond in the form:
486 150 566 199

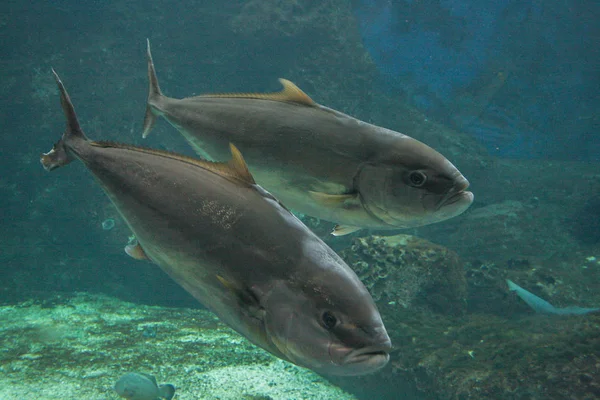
1 0 599 399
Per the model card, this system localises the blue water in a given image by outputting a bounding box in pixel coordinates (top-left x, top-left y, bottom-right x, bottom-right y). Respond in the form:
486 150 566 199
355 0 600 160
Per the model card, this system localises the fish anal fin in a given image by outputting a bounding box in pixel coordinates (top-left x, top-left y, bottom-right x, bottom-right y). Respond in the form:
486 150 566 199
125 242 150 261
201 78 316 107
332 225 361 236
309 191 359 207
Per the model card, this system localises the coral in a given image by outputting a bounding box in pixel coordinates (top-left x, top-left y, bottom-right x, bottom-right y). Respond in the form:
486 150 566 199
342 234 467 315
392 313 600 400
334 234 600 400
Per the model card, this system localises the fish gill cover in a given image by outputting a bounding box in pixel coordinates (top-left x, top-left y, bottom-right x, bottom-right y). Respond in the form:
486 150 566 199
355 0 600 160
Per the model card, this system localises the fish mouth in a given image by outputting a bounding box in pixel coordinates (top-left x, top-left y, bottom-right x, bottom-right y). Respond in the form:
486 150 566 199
437 176 473 210
441 190 474 208
341 343 391 373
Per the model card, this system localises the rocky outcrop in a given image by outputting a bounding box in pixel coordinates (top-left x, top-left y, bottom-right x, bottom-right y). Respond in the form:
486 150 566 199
342 235 467 316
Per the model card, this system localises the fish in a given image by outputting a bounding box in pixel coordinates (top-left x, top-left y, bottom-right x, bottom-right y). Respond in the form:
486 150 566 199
143 40 473 236
41 70 392 375
507 280 600 316
114 372 175 400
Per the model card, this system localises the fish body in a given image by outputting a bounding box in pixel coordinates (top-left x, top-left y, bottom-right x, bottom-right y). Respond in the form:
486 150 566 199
114 372 175 400
42 71 391 375
143 41 473 235
507 280 600 315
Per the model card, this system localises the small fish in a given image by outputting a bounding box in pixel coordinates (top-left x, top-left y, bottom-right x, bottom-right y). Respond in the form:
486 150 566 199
41 70 391 375
507 279 600 315
114 372 175 400
143 40 473 235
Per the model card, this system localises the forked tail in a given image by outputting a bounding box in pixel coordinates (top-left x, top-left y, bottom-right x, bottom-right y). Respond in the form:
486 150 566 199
40 70 89 171
143 39 164 138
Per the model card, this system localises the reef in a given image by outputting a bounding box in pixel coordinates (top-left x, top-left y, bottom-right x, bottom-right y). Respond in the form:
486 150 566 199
0 293 355 400
412 159 600 267
330 234 600 400
342 235 467 316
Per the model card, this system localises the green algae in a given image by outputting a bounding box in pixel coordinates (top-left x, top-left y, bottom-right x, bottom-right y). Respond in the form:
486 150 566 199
0 293 356 400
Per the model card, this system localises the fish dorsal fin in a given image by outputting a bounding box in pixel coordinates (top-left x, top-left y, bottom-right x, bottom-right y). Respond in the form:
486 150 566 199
91 142 256 186
227 143 255 185
201 78 316 107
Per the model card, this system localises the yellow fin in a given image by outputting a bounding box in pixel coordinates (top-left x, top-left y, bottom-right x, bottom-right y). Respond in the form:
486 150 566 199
201 78 316 106
91 141 255 186
227 143 255 185
216 274 236 291
216 274 263 317
309 191 359 207
332 225 361 236
124 242 149 260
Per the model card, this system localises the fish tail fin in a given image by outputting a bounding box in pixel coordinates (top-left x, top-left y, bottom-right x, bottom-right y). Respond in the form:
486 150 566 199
143 38 164 138
158 384 176 400
40 69 89 171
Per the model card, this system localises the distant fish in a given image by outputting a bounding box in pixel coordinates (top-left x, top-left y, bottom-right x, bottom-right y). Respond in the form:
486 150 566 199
41 70 391 375
142 40 473 236
507 279 600 315
114 372 175 400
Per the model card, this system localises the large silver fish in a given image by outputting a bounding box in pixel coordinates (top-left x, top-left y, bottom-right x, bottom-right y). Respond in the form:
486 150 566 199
143 40 473 236
41 70 391 376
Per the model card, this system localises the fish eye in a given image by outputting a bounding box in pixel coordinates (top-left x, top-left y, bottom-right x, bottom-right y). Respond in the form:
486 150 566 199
321 311 338 330
408 171 427 187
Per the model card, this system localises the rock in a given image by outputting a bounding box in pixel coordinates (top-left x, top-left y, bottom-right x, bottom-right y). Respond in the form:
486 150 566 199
342 234 467 316
413 159 600 265
0 294 355 400
333 234 600 400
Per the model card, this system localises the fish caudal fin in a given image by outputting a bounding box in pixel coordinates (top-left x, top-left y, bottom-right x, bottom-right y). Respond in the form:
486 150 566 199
158 384 176 400
40 69 89 171
143 39 163 138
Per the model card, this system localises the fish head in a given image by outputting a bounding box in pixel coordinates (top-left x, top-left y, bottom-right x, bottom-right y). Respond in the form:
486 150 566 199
357 136 473 228
261 275 391 376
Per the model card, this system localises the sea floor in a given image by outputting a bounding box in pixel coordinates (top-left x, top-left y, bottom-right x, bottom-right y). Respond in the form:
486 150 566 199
0 293 355 400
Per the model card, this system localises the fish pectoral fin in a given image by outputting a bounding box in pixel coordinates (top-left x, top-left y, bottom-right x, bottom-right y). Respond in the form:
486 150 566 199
309 191 360 208
332 225 361 236
216 275 264 318
124 242 150 261
201 78 315 107
216 274 237 291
